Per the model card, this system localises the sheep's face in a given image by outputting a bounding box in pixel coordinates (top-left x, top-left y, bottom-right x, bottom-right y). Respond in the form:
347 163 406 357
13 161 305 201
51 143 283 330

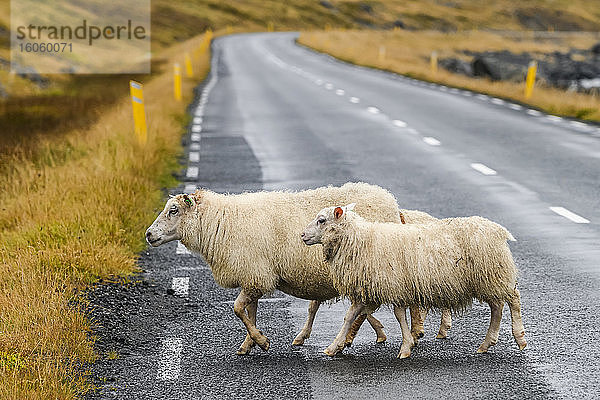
145 194 196 247
301 203 355 245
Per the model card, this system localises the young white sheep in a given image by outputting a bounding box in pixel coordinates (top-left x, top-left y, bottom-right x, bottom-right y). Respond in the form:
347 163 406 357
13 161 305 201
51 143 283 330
145 182 438 354
302 204 527 358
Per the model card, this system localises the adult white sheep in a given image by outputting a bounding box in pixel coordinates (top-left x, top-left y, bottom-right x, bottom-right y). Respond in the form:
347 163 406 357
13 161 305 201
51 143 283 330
301 204 527 358
145 183 438 354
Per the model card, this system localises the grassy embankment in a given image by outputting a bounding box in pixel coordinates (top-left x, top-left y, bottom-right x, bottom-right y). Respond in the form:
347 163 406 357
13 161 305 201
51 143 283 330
299 29 600 121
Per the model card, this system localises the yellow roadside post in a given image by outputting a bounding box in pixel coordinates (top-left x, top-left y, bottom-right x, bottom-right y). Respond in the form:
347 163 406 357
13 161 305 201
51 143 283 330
227 25 233 34
525 61 537 99
267 21 274 32
185 53 193 78
430 51 438 73
129 80 147 145
174 63 182 102
378 45 386 62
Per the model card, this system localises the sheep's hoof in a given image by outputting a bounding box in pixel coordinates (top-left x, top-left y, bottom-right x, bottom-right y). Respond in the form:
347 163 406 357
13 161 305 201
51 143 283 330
376 334 387 344
236 347 251 356
476 346 488 353
436 332 448 339
518 342 527 351
324 345 341 357
256 338 270 352
292 337 305 346
397 351 411 359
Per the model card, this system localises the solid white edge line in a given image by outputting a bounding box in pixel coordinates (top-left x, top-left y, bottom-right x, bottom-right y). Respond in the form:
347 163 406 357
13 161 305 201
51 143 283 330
549 207 590 224
156 337 183 381
470 163 497 176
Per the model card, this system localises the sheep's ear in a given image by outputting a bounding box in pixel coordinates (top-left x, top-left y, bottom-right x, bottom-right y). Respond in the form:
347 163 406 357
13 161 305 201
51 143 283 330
345 203 356 212
334 207 344 219
183 194 194 207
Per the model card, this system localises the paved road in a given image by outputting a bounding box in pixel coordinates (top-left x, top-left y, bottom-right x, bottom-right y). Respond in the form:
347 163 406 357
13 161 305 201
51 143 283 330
89 32 600 399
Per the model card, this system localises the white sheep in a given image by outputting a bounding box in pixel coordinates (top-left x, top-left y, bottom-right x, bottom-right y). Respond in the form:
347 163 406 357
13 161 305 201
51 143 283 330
145 183 438 354
301 204 527 358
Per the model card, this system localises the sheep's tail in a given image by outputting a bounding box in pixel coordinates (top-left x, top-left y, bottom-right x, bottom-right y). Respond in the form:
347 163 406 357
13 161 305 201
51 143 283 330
507 231 517 242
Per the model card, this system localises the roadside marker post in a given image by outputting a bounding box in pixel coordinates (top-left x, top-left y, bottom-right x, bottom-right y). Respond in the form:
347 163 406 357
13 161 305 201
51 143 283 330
430 51 438 73
174 63 182 102
378 45 386 62
525 61 537 99
129 80 147 145
226 25 233 34
267 22 274 32
185 53 193 77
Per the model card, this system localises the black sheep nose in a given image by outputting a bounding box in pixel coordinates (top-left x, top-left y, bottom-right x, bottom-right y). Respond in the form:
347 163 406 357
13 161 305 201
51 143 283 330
146 230 152 239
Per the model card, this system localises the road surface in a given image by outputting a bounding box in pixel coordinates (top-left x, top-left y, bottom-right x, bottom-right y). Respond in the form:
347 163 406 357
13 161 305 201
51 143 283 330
88 32 600 399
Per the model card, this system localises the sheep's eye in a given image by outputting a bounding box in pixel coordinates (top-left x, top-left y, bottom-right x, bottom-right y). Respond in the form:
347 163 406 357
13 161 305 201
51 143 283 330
318 217 326 224
169 207 178 216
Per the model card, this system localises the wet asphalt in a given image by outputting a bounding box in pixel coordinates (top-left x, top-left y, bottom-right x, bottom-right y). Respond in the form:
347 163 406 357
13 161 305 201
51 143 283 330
87 33 600 399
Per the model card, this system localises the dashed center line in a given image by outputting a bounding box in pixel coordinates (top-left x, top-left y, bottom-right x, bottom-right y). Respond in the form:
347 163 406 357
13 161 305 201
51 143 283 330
171 277 190 297
186 166 199 178
349 97 360 103
470 163 497 176
392 119 407 128
367 106 380 114
157 338 183 381
183 185 196 195
335 89 345 95
189 152 200 162
549 207 590 224
423 137 441 146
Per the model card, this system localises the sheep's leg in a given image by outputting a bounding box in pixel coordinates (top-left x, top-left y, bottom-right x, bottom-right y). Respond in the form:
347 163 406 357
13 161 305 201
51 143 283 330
436 309 453 339
344 314 367 347
292 300 321 346
508 289 527 350
394 306 415 359
324 302 365 356
366 315 387 343
236 298 258 355
233 291 270 352
410 305 427 341
477 302 503 353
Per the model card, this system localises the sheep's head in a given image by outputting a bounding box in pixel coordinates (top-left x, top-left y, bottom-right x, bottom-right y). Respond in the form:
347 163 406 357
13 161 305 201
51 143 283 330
301 203 355 246
145 193 198 247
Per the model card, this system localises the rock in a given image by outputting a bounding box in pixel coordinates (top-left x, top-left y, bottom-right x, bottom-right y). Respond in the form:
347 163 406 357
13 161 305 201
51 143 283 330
439 57 473 76
393 19 405 29
591 42 600 55
359 3 373 14
319 0 334 9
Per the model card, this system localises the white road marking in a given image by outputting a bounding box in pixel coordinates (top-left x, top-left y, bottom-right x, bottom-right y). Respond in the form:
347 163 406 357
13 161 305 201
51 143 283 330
406 128 419 135
190 143 200 151
461 91 472 97
194 108 203 116
570 121 591 131
547 115 562 122
509 103 523 111
171 277 190 297
191 133 201 142
491 98 505 105
191 125 201 133
549 207 590 224
186 166 199 178
316 79 323 85
439 86 448 92
324 83 333 89
367 106 380 114
449 88 460 94
176 241 192 254
189 152 200 162
193 117 202 124
476 94 489 101
349 97 360 103
423 137 441 146
335 89 345 96
183 184 196 194
392 119 407 128
470 163 497 176
527 109 542 116
157 338 183 381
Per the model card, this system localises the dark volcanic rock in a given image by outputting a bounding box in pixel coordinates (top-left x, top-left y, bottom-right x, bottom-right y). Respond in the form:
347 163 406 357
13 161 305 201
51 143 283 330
439 57 473 76
319 0 334 10
471 51 531 81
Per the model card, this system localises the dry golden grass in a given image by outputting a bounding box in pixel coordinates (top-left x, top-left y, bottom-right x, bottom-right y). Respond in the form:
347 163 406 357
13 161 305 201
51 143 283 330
299 30 600 121
0 32 211 398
